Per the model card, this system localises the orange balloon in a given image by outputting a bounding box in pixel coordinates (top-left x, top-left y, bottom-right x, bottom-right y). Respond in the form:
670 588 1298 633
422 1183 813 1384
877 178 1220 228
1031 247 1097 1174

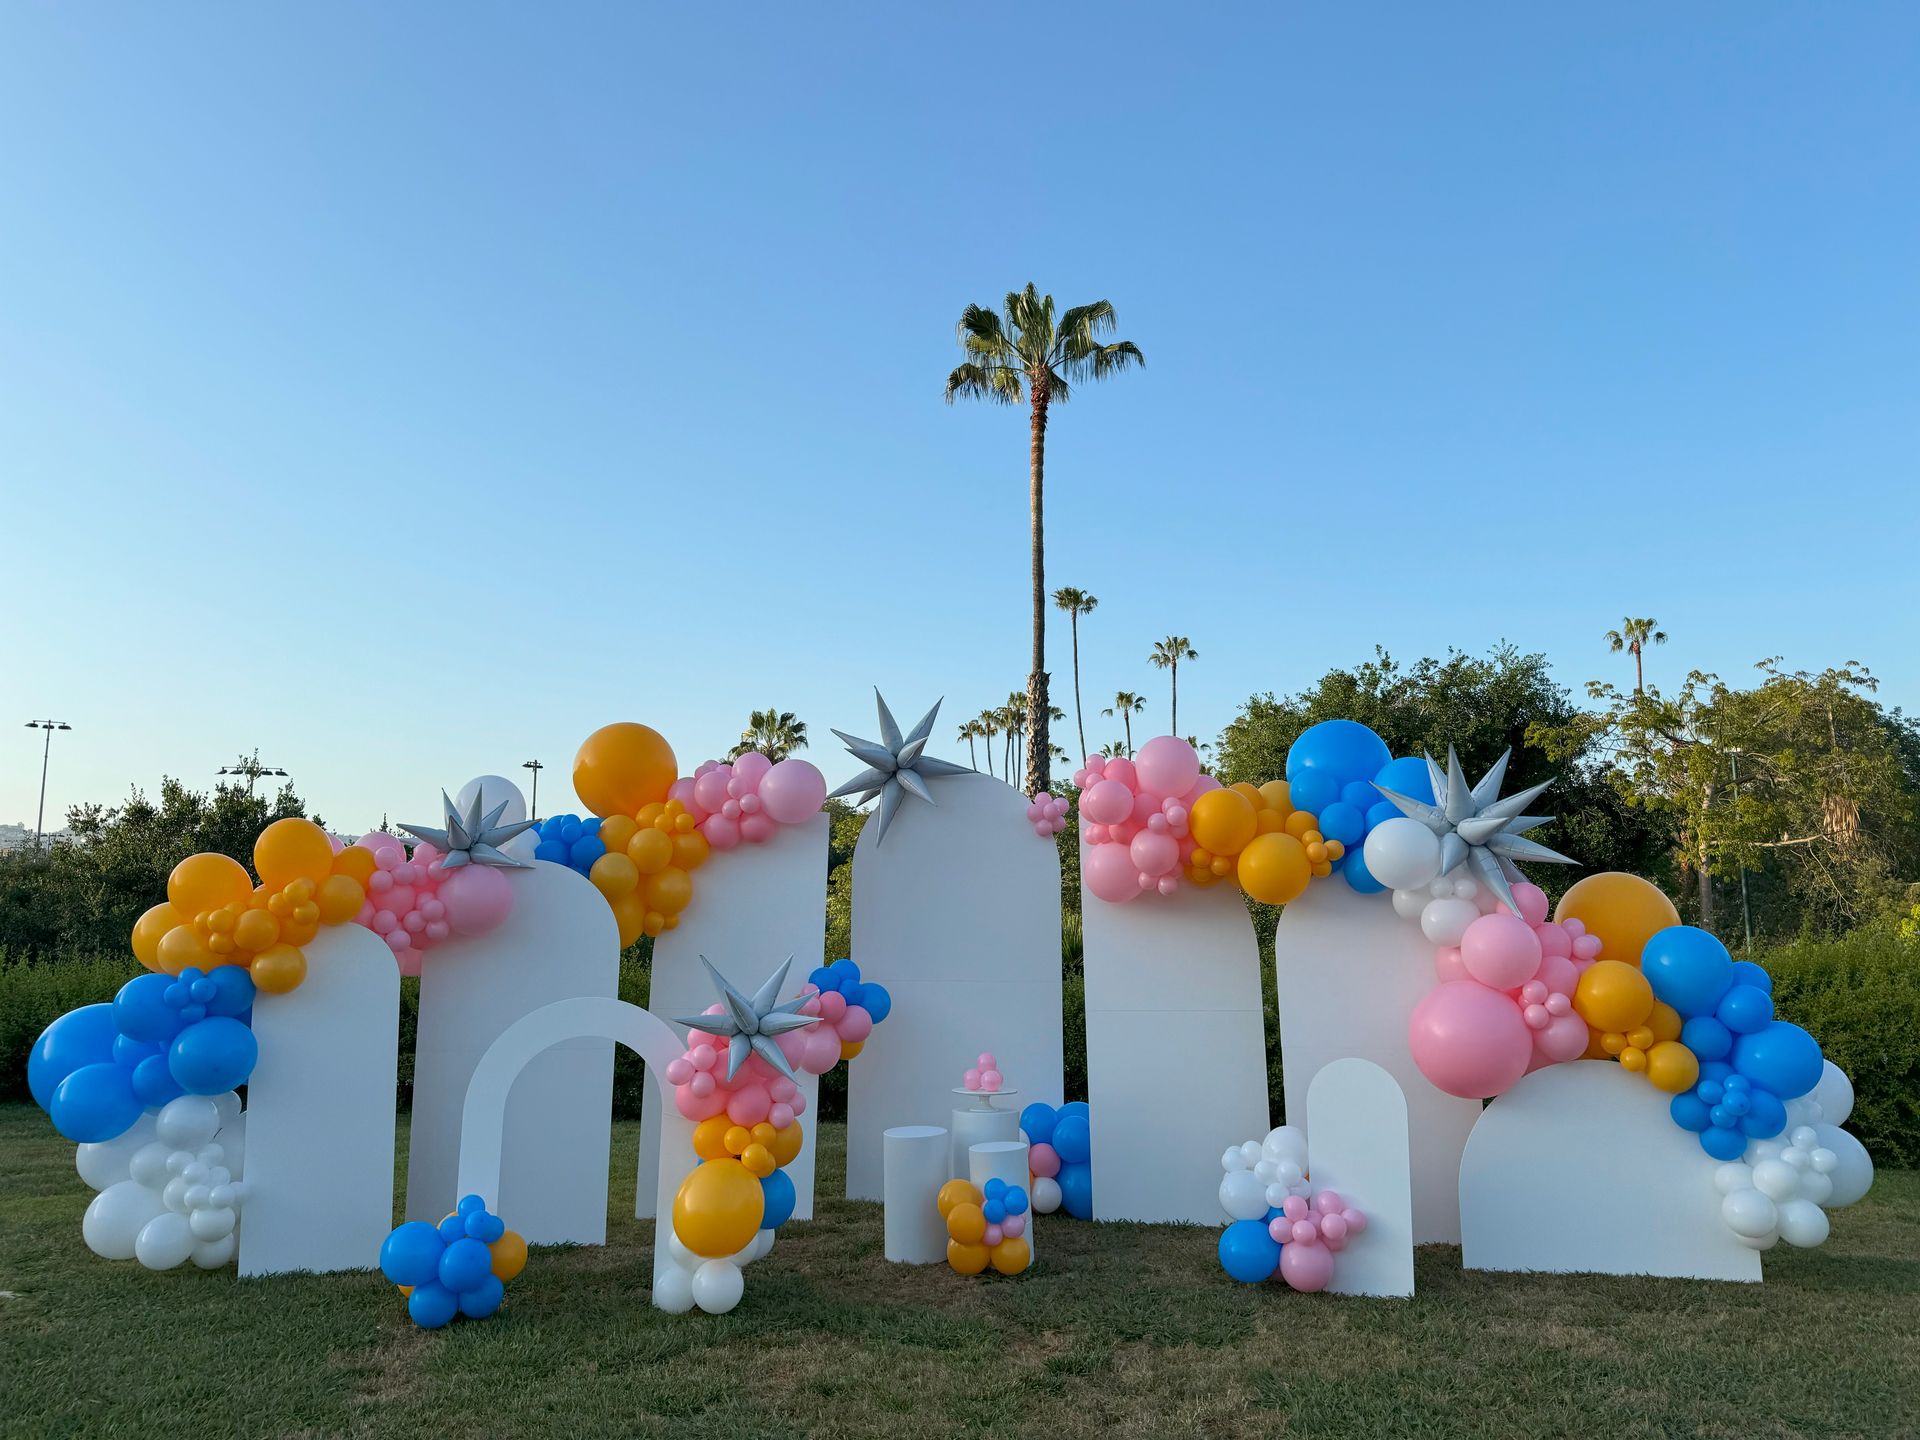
671 830 711 872
1237 832 1311 904
489 1230 528 1282
155 923 215 976
1648 1001 1683 1044
693 1116 734 1160
250 943 307 994
1646 1040 1701 1094
315 873 365 925
741 1143 775 1177
770 1121 804 1167
1229 782 1265 809
643 866 692 916
626 828 673 875
1188 788 1257 856
590 852 640 900
168 852 253 918
610 893 647 948
254 818 335 891
131 902 188 971
1257 780 1294 816
839 1039 865 1061
1574 959 1655 1033
233 908 281 953
1554 872 1680 969
989 1236 1031 1275
573 722 678 819
1283 810 1318 840
598 815 639 855
331 844 377 885
946 1202 988 1245
936 1179 981 1219
947 1240 990 1275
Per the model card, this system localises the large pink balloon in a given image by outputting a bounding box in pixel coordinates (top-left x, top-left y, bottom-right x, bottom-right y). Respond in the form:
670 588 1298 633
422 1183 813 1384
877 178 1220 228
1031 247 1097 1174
1134 736 1200 800
730 751 774 790
1280 1240 1334 1292
438 864 513 937
1081 779 1134 826
1129 829 1179 878
1459 913 1543 990
692 767 732 814
1407 981 1532 1098
1085 841 1141 903
758 758 827 824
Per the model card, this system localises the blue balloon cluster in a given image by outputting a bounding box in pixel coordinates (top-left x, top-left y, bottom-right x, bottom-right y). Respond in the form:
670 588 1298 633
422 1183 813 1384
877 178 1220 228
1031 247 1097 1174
982 1176 1029 1224
807 957 893 1025
1648 926 1824 1158
29 965 258 1143
1021 1101 1093 1219
1218 1216 1283 1283
533 813 605 875
1283 721 1436 895
379 1194 513 1328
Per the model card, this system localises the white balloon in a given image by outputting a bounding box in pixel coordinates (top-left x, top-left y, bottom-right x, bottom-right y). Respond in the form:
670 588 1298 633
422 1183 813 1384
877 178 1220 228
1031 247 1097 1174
1783 1095 1823 1131
1264 1182 1291 1208
1712 1162 1753 1196
652 1265 696 1313
135 1211 196 1270
1030 1176 1063 1214
1420 897 1479 947
1262 1125 1307 1162
189 1206 237 1242
665 1231 700 1271
184 1184 211 1211
1451 877 1480 902
1752 1159 1800 1201
156 1096 221 1150
1221 1146 1250 1173
754 1228 775 1262
1218 1170 1268 1221
455 776 528 826
1809 1061 1853 1127
1733 1229 1778 1250
129 1142 172 1189
500 829 541 863
1391 887 1428 921
1364 818 1443 892
1744 1138 1784 1166
1238 1140 1262 1166
1814 1125 1874 1208
190 1233 237 1270
209 1183 237 1209
1799 1170 1834 1206
75 1112 159 1190
1721 1187 1778 1238
1275 1160 1305 1189
212 1091 244 1129
83 1181 168 1260
215 1114 246 1179
690 1259 744 1314
162 1177 192 1213
1776 1198 1830 1248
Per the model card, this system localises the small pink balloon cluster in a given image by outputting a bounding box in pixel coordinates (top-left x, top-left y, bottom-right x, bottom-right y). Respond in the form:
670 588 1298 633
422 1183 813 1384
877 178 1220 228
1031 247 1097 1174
1026 794 1069 838
351 832 513 977
1076 737 1220 902
667 982 877 1127
962 1051 1004 1092
1271 1191 1368 1293
679 752 828 851
1407 882 1604 1100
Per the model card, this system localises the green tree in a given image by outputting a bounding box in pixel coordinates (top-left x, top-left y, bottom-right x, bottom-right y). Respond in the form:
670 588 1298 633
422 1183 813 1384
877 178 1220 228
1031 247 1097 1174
956 720 982 770
1102 691 1147 757
1052 587 1099 764
1605 616 1668 696
975 710 1001 779
729 709 808 761
1149 636 1198 736
946 285 1144 796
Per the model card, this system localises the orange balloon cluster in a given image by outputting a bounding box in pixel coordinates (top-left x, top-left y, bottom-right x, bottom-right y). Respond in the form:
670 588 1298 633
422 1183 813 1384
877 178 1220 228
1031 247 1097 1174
574 723 705 945
937 1178 1030 1276
1185 780 1345 905
1573 958 1700 1094
129 818 368 995
691 1112 805 1177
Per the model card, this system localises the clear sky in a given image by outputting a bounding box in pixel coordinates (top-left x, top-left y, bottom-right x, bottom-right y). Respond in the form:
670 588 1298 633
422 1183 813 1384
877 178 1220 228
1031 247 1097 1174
4 3 1916 836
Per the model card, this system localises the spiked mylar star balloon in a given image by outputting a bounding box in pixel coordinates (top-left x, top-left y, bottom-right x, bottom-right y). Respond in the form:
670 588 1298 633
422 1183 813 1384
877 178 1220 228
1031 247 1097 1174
1372 747 1574 911
399 790 537 869
670 955 819 1084
828 689 971 844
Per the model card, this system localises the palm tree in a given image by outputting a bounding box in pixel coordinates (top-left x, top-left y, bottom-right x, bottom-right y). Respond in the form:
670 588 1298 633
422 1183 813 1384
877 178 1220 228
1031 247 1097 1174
1605 617 1668 696
946 285 1144 797
1052 586 1099 764
729 708 808 761
957 720 981 771
1098 740 1127 759
976 710 1001 780
1102 691 1147 757
1148 636 1198 735
999 693 1028 786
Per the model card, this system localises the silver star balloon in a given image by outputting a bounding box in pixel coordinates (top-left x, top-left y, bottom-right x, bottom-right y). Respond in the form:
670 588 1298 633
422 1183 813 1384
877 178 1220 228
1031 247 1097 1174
1372 747 1574 912
399 789 537 869
827 689 971 844
671 955 819 1084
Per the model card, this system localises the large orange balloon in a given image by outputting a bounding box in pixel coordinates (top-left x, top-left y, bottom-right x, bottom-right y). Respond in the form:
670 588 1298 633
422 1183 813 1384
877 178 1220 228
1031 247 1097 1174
1237 832 1311 904
671 1157 764 1257
643 865 692 916
573 723 678 819
331 844 378 885
155 921 215 975
1188 787 1257 857
168 853 253 918
1574 959 1655 1033
1554 872 1680 969
254 818 335 891
131 902 188 971
315 872 366 925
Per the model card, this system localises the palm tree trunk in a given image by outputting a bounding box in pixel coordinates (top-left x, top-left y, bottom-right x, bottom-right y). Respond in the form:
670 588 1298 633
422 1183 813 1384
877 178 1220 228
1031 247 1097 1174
1170 662 1178 737
1123 713 1133 756
1634 645 1645 696
1070 614 1087 765
1023 384 1051 797
967 734 977 770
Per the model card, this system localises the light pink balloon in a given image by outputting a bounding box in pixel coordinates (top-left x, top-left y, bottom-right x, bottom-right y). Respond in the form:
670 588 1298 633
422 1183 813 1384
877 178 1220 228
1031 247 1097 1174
1460 913 1544 990
1182 773 1222 801
1502 881 1551 926
800 1028 842 1074
1027 1142 1061 1178
726 1084 772 1125
700 813 742 851
769 1102 794 1129
1130 789 1163 825
1281 1241 1334 1292
1536 922 1573 960
983 1223 1003 1247
1407 981 1533 1098
1134 735 1201 799
439 864 513 937
1081 779 1134 826
1003 1213 1026 1238
692 767 733 813
1433 946 1470 983
837 1006 873 1043
1129 828 1180 878
739 813 778 844
1086 842 1141 903
675 1085 727 1122
731 751 774 789
1535 953 1579 996
1103 757 1139 789
1536 1011 1590 1063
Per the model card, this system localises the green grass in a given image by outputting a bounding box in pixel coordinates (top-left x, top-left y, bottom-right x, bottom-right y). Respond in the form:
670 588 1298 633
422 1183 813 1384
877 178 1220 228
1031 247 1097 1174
2 1105 1916 1438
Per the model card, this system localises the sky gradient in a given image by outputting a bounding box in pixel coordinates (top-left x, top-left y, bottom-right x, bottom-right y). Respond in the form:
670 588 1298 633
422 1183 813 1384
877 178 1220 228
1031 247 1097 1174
4 4 1917 835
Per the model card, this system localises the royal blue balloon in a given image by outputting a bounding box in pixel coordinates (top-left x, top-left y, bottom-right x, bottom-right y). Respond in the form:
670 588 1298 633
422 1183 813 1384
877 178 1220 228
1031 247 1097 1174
1373 755 1437 805
1052 1113 1092 1165
1058 1100 1090 1121
1716 984 1773 1036
1732 1021 1823 1100
570 836 606 871
439 1236 494 1293
828 957 861 987
1287 720 1392 788
1339 781 1377 812
1004 1186 1029 1216
465 1211 506 1244
982 1177 1008 1201
557 817 582 842
534 841 567 862
381 1221 447 1287
1057 1161 1094 1220
1728 960 1772 994
1218 1218 1283 1282
853 982 892 1023
1669 1092 1711 1132
983 1199 1007 1224
168 1017 258 1094
1287 769 1340 817
408 1281 460 1329
1342 843 1386 895
28 1004 120 1110
1700 1126 1748 1161
1680 1016 1732 1063
1640 926 1735 1016
438 1215 466 1241
580 816 603 836
112 1034 159 1067
459 1275 506 1319
808 966 839 994
113 974 186 1045
1019 1103 1058 1145
48 1061 144 1142
205 965 256 1017
760 1167 797 1229
1364 800 1401 831
131 1053 185 1108
457 1193 487 1216
1741 1087 1788 1139
1317 802 1365 847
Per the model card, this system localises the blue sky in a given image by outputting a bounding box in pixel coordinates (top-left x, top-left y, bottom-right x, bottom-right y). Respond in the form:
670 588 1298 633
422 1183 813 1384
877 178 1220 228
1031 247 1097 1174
4 4 1916 834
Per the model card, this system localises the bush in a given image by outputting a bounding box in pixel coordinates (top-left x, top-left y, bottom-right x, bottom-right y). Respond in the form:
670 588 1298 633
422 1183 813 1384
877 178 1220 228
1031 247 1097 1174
0 952 140 1104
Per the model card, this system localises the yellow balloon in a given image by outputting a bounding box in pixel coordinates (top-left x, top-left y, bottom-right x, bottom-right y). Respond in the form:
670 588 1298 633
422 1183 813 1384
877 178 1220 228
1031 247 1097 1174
671 1158 764 1258
671 830 711 873
692 1116 733 1160
315 873 365 926
1646 1040 1701 1094
254 818 335 892
331 844 378 885
590 851 640 900
131 902 187 971
946 1201 988 1245
574 722 678 819
610 893 647 948
1574 959 1654 1034
840 1039 865 1061
489 1230 527 1282
771 1121 804 1167
989 1236 1031 1275
741 1143 775 1178
597 814 639 855
1257 780 1293 816
156 923 215 976
1188 788 1257 856
1237 832 1311 905
627 827 673 875
233 908 281 953
1254 809 1287 834
1283 810 1318 840
250 943 307 994
1647 1001 1683 1044
644 866 692 916
168 853 253 918
1229 782 1265 809
1554 872 1680 969
936 1178 981 1219
947 1239 990 1274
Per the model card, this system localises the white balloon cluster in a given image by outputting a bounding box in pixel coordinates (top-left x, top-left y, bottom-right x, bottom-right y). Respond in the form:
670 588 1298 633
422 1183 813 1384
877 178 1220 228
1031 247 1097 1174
1218 1125 1312 1219
79 1093 248 1271
1387 870 1494 945
1713 1061 1873 1251
651 1225 776 1315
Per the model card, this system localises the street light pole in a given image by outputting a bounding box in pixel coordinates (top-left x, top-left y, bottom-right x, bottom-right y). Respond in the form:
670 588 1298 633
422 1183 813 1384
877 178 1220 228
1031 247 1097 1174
218 750 289 796
522 759 543 821
1729 750 1753 954
24 719 72 849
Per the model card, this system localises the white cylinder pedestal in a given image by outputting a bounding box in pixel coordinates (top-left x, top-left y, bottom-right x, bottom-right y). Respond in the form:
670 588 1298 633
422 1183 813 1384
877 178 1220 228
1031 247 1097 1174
883 1125 950 1264
950 1107 1019 1180
969 1139 1034 1262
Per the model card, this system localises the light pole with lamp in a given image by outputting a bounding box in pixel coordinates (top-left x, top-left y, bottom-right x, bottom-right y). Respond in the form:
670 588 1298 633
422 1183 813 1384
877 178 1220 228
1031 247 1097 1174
24 719 72 849
522 759 543 821
218 750 289 795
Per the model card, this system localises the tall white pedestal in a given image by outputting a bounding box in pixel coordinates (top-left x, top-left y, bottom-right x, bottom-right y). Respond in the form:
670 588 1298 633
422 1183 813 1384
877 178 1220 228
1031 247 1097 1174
883 1125 949 1264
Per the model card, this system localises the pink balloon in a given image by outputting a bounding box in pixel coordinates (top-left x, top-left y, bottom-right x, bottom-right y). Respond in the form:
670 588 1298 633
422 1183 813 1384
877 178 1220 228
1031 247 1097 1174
1406 981 1533 1098
983 1223 1003 1247
1535 953 1578 996
1281 1241 1335 1293
731 751 773 789
1502 881 1551 927
1027 1142 1061 1178
438 864 513 937
1109 818 1142 844
692 768 732 814
1086 842 1141 903
665 1057 694 1085
817 990 848 1022
1130 789 1163 825
1129 828 1180 878
1103 757 1139 789
1003 1213 1026 1238
358 830 398 853
675 1085 727 1122
1536 922 1573 960
800 1028 842 1074
395 946 424 978
1134 735 1201 799
1433 946 1470 984
1082 779 1134 826
1181 773 1222 802
759 759 827 824
726 1084 772 1125
837 1006 873 1043
1536 1011 1590 1063
738 813 778 844
769 1102 794 1129
1460 913 1544 990
700 813 742 851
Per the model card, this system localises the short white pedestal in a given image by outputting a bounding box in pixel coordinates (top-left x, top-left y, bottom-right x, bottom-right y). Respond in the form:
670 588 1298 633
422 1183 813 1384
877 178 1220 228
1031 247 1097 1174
883 1125 949 1264
950 1106 1019 1180
969 1139 1034 1261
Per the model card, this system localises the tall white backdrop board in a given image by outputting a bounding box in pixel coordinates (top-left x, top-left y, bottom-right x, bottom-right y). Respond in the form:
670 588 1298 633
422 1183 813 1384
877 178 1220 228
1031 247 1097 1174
408 862 619 1244
1304 1059 1414 1298
845 773 1063 1202
1460 1060 1762 1282
1081 857 1268 1222
638 814 829 1222
1273 881 1481 1244
240 924 398 1276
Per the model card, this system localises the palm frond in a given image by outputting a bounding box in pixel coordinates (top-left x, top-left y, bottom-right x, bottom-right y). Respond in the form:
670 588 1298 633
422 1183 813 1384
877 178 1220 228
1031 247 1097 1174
945 361 1024 406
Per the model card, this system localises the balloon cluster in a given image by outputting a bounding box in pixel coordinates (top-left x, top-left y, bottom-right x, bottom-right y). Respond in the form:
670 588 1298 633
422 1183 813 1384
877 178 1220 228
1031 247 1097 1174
1019 1102 1091 1218
937 1177 1032 1274
1026 793 1069 838
1713 1063 1873 1251
379 1194 527 1328
1218 1124 1312 1223
30 964 258 1143
1286 720 1441 895
1215 1128 1369 1292
130 818 369 996
961 1050 1004 1093
347 830 513 976
78 1091 249 1271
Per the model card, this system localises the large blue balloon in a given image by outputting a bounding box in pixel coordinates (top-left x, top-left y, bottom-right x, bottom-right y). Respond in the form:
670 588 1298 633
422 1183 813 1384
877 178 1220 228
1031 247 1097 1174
1732 1021 1823 1100
1057 1161 1093 1219
1287 770 1340 817
205 965 257 1017
1640 926 1734 1017
1218 1218 1283 1282
1317 802 1365 848
1057 1100 1090 1120
48 1061 144 1142
1286 720 1392 788
1051 1112 1092 1165
1019 1103 1058 1145
168 1016 258 1094
381 1221 447 1287
759 1167 797 1229
408 1282 460 1329
852 982 892 1023
1373 755 1437 806
114 973 186 1045
28 1004 121 1110
439 1237 494 1293
131 1053 185 1108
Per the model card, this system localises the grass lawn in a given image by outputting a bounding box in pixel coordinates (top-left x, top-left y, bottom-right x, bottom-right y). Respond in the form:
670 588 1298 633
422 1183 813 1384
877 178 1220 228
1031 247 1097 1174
2 1104 1916 1438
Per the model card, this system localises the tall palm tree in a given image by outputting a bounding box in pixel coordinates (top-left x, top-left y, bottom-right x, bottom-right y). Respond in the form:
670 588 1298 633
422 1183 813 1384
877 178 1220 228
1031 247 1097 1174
729 708 809 761
1098 740 1127 759
957 720 981 771
1102 691 1146 757
1052 586 1099 764
1148 636 1198 735
976 710 1001 780
946 285 1144 797
1605 617 1668 696
999 693 1028 786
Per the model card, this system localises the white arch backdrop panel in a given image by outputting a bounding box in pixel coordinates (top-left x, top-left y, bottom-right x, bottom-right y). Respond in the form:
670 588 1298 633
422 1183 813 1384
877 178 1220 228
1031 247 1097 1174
637 814 829 1222
845 773 1063 1202
1081 858 1269 1222
1305 1058 1414 1298
408 862 619 1244
1460 1060 1761 1282
240 923 398 1276
1273 880 1481 1244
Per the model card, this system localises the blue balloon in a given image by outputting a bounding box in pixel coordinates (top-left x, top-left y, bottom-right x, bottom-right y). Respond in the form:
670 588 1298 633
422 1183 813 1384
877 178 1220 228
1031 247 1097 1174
1373 755 1437 805
828 957 861 988
853 982 892 1023
579 816 603 836
1317 801 1365 847
457 1193 487 1216
48 1061 144 1142
1728 960 1772 994
570 836 606 870
1003 1186 1029 1216
381 1221 447 1287
1218 1218 1283 1282
759 1167 797 1229
408 1281 460 1329
205 965 256 1017
465 1211 507 1244
534 841 567 862
1700 1126 1748 1161
808 966 839 994
439 1236 494 1293
1640 926 1734 1016
557 817 582 842
1716 984 1773 1035
1670 1092 1711 1132
1741 1087 1788 1139
28 1004 120 1110
982 1177 1008 1201
1052 1113 1092 1165
1287 769 1340 817
1339 781 1378 812
1732 1021 1823 1100
114 974 186 1045
983 1199 1007 1224
1057 1161 1093 1220
1019 1103 1058 1145
1286 720 1392 788
169 1017 257 1094
1680 1016 1733 1062
458 1274 506 1319
131 1053 185 1108
438 1215 466 1241
112 1034 159 1067
1365 800 1401 831
1341 844 1386 895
